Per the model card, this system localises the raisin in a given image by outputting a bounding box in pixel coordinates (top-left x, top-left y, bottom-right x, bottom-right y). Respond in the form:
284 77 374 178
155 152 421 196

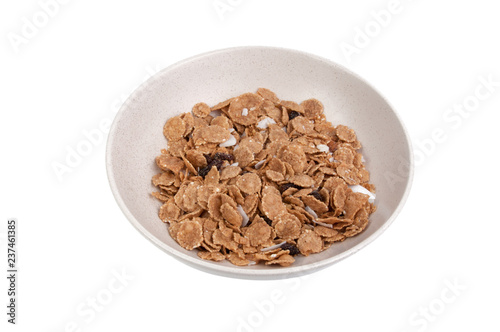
279 183 301 193
288 111 301 120
309 190 323 201
213 152 234 162
199 159 224 178
281 243 300 256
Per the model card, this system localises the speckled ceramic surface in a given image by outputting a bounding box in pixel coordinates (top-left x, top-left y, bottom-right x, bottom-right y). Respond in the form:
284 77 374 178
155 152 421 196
106 46 413 279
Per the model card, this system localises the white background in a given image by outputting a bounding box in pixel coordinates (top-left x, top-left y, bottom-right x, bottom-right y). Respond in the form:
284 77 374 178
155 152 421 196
1 0 499 331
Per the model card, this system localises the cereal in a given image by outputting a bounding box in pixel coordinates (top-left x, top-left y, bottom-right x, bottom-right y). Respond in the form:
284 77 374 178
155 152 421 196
192 102 211 118
236 172 262 195
176 218 203 250
152 89 376 267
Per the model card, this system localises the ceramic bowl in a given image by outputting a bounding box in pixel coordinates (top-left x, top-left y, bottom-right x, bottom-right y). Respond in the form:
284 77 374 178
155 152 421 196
106 46 413 279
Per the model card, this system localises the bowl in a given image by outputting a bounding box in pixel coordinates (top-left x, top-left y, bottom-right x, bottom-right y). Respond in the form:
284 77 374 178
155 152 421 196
106 46 413 279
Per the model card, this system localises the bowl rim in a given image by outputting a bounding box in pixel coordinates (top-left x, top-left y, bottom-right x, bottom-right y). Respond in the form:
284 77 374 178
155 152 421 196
105 46 414 280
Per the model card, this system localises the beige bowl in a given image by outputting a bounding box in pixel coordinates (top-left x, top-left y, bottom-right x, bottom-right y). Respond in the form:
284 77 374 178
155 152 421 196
106 46 413 279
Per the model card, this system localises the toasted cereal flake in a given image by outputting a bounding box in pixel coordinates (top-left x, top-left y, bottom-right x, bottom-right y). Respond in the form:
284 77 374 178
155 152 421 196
277 144 307 173
280 100 304 114
156 155 185 173
289 174 315 187
257 88 280 103
297 229 323 256
227 252 250 266
265 254 295 267
198 251 225 261
336 163 360 185
260 241 287 252
211 98 234 111
301 195 329 214
301 98 324 120
221 203 243 227
243 217 272 246
265 170 285 182
205 166 220 186
336 125 357 142
152 172 176 187
334 147 355 164
192 102 211 118
332 184 347 210
314 225 340 237
158 199 181 222
200 125 231 144
274 214 301 240
344 192 369 219
228 185 245 205
239 137 264 154
220 165 242 180
261 186 287 221
151 191 170 202
212 228 238 251
234 146 254 167
207 193 236 222
163 115 186 141
228 93 263 125
242 193 259 215
236 172 262 195
176 218 203 250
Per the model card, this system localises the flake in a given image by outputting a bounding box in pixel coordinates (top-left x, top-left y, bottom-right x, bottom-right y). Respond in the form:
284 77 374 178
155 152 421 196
265 170 285 182
336 163 360 185
212 228 238 251
228 93 263 125
152 172 176 187
301 98 324 121
156 155 185 173
163 115 186 141
280 100 304 114
207 193 236 222
236 172 262 195
297 229 323 256
301 195 329 214
261 186 287 221
200 125 231 143
243 217 272 246
239 137 264 154
265 254 295 267
289 116 314 134
234 146 254 167
344 192 369 219
336 125 357 142
277 144 307 173
227 185 245 205
159 196 180 220
176 218 203 250
221 203 243 227
220 165 242 180
228 252 250 266
289 174 315 187
274 214 302 240
198 251 225 261
256 87 280 103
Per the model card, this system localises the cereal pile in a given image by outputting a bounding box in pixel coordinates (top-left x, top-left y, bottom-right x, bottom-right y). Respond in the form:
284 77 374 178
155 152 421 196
151 88 376 267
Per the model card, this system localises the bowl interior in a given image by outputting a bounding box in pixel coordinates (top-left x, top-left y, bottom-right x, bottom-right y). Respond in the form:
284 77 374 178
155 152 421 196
106 47 413 279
